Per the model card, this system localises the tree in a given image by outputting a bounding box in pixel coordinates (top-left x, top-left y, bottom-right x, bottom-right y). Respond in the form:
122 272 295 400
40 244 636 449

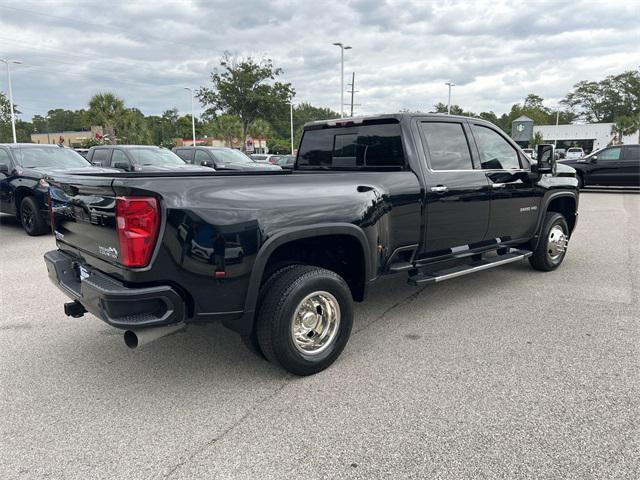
531 131 544 146
0 91 13 123
197 53 294 151
0 91 22 142
431 102 476 117
87 92 125 144
33 109 89 133
612 115 640 144
176 114 203 139
206 114 242 147
248 118 271 139
117 108 150 144
562 70 640 123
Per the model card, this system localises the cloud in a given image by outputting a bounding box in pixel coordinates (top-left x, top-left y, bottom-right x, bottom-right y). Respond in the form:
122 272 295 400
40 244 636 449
0 0 638 120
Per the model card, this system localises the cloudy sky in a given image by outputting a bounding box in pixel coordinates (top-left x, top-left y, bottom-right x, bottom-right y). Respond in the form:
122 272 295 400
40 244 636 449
1 0 639 120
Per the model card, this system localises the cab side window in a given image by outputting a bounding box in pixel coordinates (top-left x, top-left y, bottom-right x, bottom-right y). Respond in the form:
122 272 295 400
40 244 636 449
471 125 521 170
111 149 130 167
194 150 210 165
91 149 110 166
623 146 640 160
598 147 621 161
419 122 473 170
176 149 194 162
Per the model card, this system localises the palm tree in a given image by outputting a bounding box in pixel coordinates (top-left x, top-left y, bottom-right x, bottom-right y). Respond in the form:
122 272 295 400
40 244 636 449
87 92 125 144
208 114 242 147
248 118 271 140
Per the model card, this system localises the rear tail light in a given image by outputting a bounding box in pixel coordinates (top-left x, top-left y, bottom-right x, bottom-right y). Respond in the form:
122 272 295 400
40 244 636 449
115 196 160 267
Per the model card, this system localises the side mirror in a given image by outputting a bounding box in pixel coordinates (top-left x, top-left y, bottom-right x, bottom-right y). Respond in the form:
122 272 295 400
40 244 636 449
113 161 130 171
0 163 9 175
590 155 598 163
534 144 555 175
200 160 213 168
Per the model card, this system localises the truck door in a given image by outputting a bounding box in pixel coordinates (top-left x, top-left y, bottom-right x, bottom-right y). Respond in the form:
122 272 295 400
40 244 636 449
417 119 490 254
620 145 640 186
589 146 623 186
469 122 541 242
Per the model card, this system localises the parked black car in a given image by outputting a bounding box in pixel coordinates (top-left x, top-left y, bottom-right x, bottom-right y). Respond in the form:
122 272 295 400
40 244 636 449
0 144 115 235
44 114 578 375
88 145 211 172
173 146 281 171
560 144 640 187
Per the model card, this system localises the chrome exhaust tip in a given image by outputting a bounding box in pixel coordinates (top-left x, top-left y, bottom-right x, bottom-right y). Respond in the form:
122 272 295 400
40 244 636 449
124 323 186 349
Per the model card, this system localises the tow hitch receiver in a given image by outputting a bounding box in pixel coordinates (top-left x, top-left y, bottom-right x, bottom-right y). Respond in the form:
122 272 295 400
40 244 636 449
64 300 87 318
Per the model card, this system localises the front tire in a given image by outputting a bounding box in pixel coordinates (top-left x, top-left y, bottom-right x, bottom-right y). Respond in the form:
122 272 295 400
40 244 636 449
529 212 569 271
20 196 48 236
256 265 353 376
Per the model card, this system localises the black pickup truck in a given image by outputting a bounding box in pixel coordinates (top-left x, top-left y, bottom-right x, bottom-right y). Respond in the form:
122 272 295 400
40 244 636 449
44 114 579 375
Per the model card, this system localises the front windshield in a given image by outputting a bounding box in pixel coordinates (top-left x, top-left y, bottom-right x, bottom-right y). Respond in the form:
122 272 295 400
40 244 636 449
213 149 254 164
15 147 90 169
129 148 185 166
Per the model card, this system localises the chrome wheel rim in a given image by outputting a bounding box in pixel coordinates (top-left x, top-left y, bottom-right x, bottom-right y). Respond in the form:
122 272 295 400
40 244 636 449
291 291 340 355
547 225 567 261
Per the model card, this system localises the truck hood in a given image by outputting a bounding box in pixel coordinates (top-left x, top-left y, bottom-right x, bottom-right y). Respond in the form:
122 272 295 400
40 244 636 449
555 162 576 177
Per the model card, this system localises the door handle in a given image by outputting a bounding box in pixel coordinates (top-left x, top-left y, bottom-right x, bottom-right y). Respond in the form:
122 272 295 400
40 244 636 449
491 183 506 188
431 185 448 193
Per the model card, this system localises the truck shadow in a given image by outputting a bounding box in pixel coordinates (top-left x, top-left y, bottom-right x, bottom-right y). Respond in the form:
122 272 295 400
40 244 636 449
66 260 533 387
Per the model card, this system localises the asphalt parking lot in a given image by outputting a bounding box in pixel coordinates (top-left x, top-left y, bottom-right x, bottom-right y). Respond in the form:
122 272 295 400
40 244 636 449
0 191 638 480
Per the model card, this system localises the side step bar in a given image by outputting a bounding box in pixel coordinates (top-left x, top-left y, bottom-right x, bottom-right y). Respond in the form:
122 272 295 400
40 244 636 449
408 249 532 286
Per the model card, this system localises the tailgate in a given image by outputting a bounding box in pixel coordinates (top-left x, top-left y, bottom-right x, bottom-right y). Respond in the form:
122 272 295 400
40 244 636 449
49 174 121 263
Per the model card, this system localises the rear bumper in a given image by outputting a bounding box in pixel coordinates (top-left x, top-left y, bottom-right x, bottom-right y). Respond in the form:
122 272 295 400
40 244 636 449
44 250 186 328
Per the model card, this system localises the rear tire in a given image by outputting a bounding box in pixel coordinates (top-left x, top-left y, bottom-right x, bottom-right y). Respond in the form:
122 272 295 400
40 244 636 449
241 264 301 360
256 265 353 376
20 196 48 236
576 173 584 189
529 212 569 271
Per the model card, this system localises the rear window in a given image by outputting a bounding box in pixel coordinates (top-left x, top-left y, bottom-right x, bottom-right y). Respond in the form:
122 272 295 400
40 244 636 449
297 121 405 170
568 148 582 152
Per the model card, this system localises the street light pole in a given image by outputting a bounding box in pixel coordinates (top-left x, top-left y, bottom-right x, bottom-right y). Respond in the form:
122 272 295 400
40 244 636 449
332 43 352 118
290 103 294 154
554 109 560 147
445 81 455 115
184 87 196 146
1 59 23 143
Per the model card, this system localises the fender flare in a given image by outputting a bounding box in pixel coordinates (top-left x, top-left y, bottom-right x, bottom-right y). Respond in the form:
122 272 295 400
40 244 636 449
531 191 578 249
228 223 372 335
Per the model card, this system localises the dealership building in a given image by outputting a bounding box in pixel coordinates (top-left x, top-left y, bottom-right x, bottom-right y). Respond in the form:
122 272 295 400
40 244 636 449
512 115 638 153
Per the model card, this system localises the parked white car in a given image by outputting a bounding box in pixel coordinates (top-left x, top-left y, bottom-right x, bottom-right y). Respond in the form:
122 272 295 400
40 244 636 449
565 147 584 160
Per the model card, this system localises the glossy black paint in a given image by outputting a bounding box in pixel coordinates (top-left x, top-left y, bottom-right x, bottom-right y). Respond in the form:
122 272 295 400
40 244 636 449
45 114 579 335
0 143 113 223
560 144 640 187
